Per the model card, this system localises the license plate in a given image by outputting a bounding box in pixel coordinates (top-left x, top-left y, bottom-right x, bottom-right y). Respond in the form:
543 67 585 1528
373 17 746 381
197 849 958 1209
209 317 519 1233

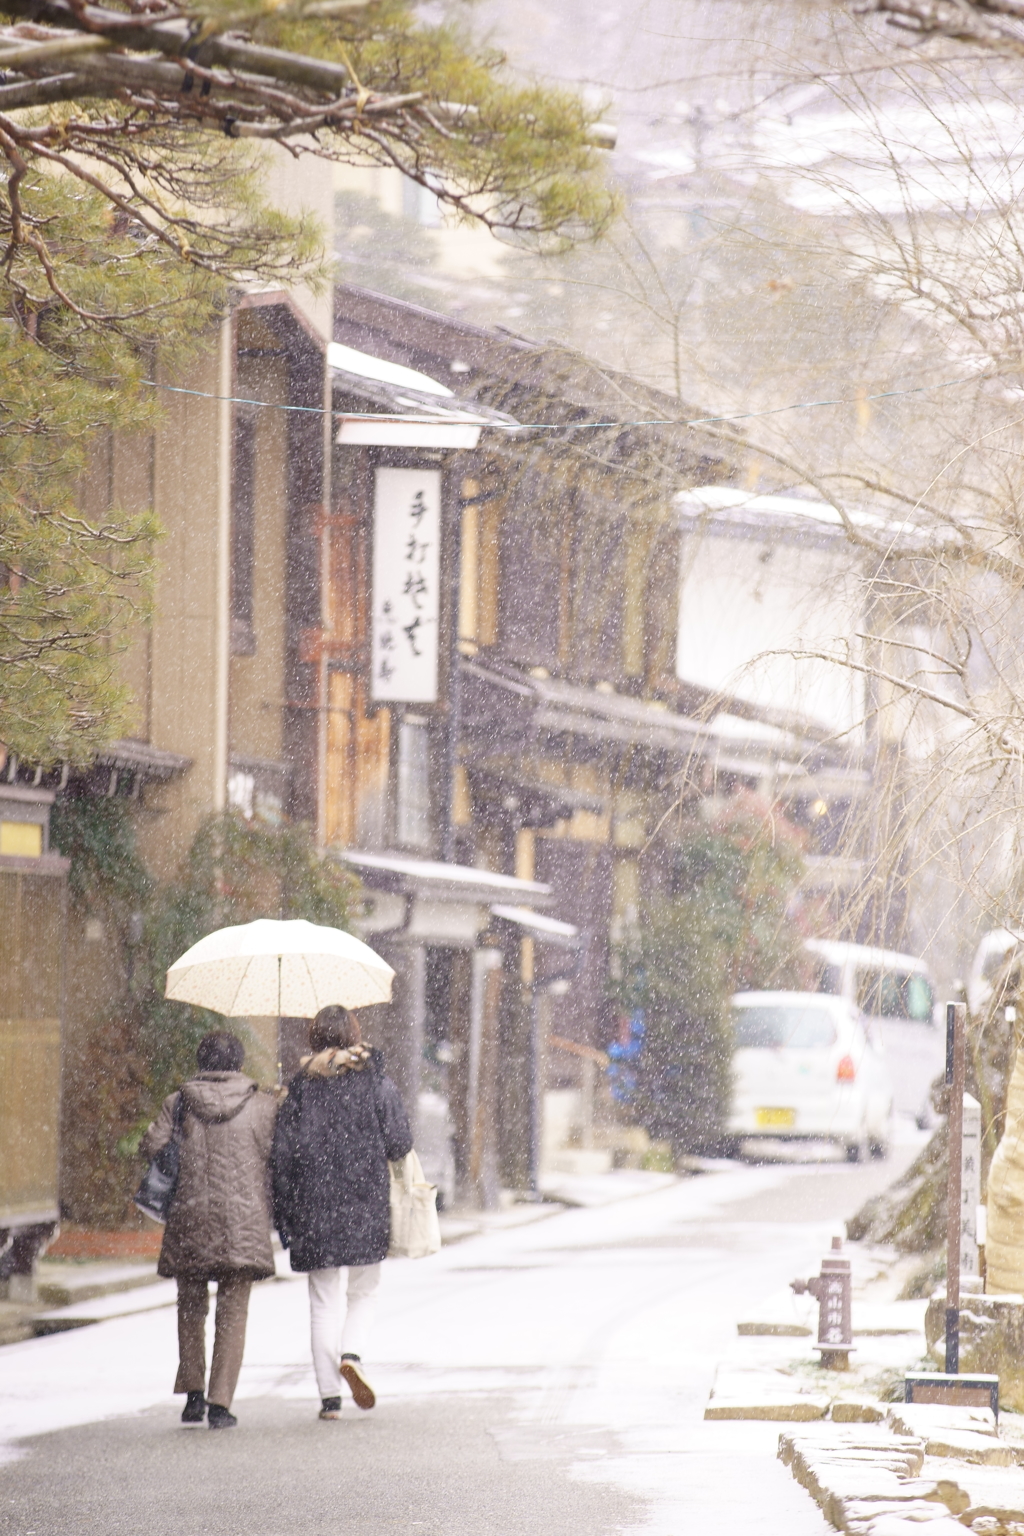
756 1107 795 1128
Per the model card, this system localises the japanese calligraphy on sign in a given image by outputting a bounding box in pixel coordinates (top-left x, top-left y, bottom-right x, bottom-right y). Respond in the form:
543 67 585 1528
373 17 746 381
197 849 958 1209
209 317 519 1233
371 467 441 702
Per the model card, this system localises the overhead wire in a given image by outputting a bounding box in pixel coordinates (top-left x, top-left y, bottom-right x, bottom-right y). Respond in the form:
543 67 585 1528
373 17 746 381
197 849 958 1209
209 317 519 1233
140 370 981 433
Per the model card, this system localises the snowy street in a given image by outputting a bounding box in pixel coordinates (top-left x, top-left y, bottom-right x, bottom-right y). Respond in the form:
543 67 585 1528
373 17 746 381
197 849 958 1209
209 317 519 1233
0 1151 915 1536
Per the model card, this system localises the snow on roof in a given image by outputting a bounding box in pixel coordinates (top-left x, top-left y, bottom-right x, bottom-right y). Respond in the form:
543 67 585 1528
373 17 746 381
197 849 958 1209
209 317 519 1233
490 905 580 942
338 848 551 900
328 341 453 398
675 484 934 545
708 712 793 746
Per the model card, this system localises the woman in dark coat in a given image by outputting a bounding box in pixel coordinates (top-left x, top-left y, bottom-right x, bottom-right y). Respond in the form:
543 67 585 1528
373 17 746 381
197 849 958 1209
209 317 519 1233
271 1005 412 1420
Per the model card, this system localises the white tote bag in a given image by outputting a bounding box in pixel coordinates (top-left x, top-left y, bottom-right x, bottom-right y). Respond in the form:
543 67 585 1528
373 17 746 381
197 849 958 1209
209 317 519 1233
388 1149 441 1259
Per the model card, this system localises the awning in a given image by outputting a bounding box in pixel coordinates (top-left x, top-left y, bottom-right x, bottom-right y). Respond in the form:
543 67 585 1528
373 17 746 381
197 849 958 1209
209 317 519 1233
462 659 805 760
336 418 486 449
96 739 192 782
338 849 553 906
460 658 868 790
332 359 519 449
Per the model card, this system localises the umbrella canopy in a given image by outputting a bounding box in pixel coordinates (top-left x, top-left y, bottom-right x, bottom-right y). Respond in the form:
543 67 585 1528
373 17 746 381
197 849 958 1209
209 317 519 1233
165 918 394 1017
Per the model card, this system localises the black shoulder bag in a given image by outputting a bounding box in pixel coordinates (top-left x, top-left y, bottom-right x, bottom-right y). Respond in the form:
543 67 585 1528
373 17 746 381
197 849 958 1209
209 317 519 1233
134 1092 187 1224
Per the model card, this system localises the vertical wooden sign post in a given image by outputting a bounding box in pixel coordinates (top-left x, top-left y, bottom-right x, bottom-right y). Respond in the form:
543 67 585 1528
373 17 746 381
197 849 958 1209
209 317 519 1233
946 1000 967 1375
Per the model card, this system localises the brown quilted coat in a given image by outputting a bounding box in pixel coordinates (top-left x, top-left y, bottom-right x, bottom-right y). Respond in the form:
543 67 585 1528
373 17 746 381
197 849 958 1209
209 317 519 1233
142 1072 278 1280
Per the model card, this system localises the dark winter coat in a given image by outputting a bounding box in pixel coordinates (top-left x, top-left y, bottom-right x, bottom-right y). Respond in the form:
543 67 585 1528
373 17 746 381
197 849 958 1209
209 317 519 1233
271 1044 413 1270
141 1072 278 1281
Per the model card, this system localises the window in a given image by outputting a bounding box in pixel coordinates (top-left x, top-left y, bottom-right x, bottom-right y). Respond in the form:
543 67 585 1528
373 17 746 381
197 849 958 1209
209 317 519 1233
396 715 432 848
906 973 934 1022
856 967 934 1022
0 820 42 857
733 1005 837 1050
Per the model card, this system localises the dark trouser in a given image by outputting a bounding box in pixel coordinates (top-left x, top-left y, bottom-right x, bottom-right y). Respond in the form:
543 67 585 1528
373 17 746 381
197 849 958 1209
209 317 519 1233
174 1274 252 1409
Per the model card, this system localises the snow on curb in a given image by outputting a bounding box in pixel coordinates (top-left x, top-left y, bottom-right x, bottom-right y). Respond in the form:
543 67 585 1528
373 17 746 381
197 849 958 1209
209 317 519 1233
778 1423 967 1532
778 1409 1024 1534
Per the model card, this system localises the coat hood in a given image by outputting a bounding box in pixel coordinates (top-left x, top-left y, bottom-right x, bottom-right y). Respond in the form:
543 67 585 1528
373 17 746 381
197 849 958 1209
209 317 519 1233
182 1072 258 1123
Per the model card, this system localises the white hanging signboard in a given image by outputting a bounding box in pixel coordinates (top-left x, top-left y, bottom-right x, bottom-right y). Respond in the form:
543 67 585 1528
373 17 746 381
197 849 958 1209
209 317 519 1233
371 467 441 703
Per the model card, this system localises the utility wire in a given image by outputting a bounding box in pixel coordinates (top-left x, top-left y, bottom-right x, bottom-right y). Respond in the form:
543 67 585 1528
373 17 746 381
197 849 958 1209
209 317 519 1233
141 370 979 433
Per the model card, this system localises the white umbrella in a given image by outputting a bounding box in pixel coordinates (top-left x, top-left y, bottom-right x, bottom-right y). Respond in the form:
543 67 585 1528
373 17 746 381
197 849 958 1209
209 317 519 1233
165 918 394 1017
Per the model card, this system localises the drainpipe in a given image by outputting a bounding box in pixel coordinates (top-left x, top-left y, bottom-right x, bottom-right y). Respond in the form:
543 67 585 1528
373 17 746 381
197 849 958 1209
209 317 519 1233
441 470 463 863
317 351 333 850
212 310 234 814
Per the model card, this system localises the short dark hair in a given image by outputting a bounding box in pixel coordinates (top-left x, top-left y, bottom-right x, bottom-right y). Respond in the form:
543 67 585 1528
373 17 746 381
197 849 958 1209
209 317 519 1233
196 1031 245 1073
309 1006 361 1052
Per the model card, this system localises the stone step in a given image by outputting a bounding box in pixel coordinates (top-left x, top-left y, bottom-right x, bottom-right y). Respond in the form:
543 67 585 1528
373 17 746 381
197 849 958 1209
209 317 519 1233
35 1261 162 1309
32 1278 179 1335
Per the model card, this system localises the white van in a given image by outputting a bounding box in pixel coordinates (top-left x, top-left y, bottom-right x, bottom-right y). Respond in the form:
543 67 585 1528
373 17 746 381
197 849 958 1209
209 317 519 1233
805 939 943 1125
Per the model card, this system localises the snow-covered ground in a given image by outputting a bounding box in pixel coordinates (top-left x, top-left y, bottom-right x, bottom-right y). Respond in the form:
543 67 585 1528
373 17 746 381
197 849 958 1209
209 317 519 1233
0 1148 921 1534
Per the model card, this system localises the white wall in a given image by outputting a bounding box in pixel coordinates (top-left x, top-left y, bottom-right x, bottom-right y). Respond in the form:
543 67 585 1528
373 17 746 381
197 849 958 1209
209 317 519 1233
676 528 866 738
261 146 336 342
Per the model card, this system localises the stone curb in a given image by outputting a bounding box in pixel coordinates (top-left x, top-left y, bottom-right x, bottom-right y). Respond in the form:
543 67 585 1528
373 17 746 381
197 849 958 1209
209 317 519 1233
778 1417 1024 1534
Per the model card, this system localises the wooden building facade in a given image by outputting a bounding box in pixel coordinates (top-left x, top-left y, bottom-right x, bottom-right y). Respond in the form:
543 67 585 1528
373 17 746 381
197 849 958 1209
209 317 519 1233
1 279 875 1224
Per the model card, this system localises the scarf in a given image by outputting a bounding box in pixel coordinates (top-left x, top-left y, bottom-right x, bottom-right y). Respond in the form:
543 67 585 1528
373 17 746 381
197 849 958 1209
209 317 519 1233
300 1043 373 1077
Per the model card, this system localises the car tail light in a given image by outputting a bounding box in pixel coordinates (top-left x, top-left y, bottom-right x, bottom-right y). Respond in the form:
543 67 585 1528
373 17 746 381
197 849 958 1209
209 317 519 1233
836 1055 856 1083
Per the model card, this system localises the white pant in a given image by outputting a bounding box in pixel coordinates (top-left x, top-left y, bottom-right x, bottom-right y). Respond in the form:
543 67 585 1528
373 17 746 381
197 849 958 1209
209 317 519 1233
307 1264 382 1398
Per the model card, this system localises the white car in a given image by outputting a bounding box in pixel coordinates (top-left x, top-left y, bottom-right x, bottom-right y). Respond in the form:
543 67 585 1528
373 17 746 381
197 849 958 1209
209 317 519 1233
727 991 893 1161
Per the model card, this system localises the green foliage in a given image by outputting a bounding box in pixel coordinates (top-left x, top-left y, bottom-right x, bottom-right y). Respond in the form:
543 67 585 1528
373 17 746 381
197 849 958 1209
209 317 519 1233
50 794 153 910
242 8 616 243
624 796 808 1154
622 893 733 1156
139 812 359 1102
50 802 359 1222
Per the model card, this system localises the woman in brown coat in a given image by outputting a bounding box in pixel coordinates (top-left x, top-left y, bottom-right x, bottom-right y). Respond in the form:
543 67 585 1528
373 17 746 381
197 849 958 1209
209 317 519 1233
141 1030 277 1428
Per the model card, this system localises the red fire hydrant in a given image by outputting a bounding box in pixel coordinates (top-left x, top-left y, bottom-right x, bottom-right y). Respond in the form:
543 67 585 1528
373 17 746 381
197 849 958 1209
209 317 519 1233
791 1236 854 1370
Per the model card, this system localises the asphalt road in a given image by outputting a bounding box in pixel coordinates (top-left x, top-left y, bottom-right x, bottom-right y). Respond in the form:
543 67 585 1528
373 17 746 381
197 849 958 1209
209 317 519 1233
0 1144 919 1536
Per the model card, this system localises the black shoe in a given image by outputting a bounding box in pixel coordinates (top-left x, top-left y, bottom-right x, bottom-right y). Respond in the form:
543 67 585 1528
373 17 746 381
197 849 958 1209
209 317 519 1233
181 1391 206 1424
319 1397 342 1420
340 1354 376 1411
207 1404 237 1429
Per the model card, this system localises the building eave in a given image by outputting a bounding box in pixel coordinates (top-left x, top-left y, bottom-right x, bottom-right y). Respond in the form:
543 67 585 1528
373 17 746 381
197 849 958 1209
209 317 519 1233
336 848 554 907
